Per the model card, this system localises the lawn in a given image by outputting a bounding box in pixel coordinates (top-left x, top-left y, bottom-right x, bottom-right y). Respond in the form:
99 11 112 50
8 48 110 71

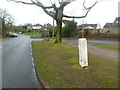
31 36 43 39
23 31 40 35
32 41 118 88
88 42 118 51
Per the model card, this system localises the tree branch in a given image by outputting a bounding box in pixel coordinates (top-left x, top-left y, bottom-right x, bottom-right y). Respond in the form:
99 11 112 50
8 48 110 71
58 2 70 10
58 0 61 5
8 0 56 18
63 0 98 18
7 0 33 5
83 0 98 10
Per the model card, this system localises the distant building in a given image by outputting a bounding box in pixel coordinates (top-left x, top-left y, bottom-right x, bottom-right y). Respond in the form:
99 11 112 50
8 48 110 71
103 17 120 29
27 24 32 31
62 19 77 26
103 23 113 28
62 19 72 26
32 24 43 30
44 23 53 28
78 24 98 30
27 24 43 30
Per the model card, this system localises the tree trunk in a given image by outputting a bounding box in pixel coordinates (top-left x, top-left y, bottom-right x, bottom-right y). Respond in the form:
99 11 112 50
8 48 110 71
55 20 62 43
2 19 6 37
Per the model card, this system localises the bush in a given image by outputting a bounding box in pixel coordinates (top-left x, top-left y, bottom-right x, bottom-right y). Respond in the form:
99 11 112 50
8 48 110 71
62 20 77 37
21 29 27 33
47 28 56 37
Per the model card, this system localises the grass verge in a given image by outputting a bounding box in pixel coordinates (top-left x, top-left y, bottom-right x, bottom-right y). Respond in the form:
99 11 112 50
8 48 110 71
32 41 118 88
23 31 40 35
31 36 44 39
88 42 118 51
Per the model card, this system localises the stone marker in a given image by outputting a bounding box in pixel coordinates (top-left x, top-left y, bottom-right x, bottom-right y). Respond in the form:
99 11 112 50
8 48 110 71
78 38 88 67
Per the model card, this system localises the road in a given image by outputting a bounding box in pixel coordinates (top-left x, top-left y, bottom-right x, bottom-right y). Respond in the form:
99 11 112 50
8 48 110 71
2 35 43 89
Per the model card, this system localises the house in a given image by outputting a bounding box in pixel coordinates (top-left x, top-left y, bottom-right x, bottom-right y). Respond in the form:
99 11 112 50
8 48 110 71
62 19 72 26
103 23 113 28
27 24 32 31
62 19 77 26
44 23 53 28
103 23 120 29
32 24 43 30
78 24 98 30
103 17 120 29
27 24 43 30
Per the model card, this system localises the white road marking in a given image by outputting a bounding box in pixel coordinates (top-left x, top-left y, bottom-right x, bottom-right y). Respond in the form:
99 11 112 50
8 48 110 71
32 57 34 62
30 39 37 79
32 63 35 67
31 52 32 56
32 68 35 72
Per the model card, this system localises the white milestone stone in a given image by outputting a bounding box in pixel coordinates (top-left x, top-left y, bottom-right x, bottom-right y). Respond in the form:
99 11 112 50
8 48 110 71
78 38 88 67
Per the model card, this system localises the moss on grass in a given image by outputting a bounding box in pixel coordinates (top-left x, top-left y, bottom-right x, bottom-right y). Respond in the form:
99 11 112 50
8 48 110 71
32 41 118 88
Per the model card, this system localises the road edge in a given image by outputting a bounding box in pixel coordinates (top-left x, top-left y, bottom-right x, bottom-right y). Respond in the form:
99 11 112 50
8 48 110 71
30 38 52 90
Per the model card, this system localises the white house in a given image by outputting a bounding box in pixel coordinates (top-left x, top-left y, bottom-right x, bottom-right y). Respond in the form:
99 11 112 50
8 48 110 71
27 24 43 30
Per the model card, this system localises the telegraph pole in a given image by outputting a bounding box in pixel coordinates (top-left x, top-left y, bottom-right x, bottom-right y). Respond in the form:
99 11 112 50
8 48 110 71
82 8 85 38
52 18 55 40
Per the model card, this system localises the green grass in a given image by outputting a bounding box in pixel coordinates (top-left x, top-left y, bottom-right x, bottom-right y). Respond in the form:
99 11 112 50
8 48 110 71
23 31 40 35
1 37 9 39
32 41 118 88
88 42 118 51
31 36 43 39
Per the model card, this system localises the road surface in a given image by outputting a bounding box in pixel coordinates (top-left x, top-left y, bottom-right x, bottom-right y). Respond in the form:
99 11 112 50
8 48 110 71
2 35 43 89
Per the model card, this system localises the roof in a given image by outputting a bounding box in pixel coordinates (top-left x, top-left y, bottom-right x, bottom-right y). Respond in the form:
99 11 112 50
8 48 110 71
34 24 43 26
103 23 120 28
78 24 97 29
44 23 53 28
103 23 113 28
114 17 120 23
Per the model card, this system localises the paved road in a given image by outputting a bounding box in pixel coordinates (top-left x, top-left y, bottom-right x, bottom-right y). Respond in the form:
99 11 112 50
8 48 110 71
0 39 2 89
2 35 43 89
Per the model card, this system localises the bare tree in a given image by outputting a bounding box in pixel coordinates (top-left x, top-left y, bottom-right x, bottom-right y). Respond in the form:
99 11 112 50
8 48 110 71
8 0 100 42
0 8 14 37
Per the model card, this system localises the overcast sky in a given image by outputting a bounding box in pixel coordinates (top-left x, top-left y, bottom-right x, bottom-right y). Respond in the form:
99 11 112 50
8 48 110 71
0 0 119 27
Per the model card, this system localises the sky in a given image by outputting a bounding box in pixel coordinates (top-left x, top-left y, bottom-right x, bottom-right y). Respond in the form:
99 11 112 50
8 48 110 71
0 0 119 27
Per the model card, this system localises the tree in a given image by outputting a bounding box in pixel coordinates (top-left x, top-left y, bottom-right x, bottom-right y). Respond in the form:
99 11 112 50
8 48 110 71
0 8 14 37
62 20 77 37
8 0 100 42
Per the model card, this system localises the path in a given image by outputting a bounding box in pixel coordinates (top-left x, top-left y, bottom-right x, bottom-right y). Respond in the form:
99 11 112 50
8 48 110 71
63 39 118 62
